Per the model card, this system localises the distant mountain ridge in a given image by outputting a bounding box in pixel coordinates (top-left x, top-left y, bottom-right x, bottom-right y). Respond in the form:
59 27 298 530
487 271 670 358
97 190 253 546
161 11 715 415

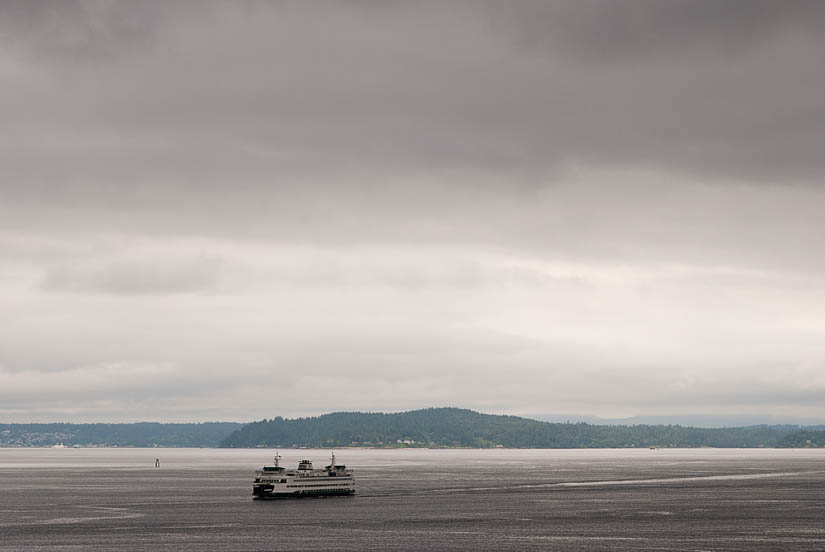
219 408 824 449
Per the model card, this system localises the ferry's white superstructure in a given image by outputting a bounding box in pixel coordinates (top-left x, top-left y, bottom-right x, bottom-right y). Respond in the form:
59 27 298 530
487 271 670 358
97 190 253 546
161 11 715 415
252 453 355 499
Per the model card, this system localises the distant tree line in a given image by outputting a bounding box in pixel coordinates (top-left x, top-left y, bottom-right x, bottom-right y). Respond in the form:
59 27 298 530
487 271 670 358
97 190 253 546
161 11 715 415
219 408 825 449
4 411 822 449
776 430 825 448
0 422 242 447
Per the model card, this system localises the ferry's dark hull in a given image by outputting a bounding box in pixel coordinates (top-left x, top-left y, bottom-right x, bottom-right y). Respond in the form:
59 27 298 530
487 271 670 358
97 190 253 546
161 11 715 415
253 487 355 499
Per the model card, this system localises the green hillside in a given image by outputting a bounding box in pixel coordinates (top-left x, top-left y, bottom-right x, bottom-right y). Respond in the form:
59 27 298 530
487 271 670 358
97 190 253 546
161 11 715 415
219 408 809 449
776 430 825 448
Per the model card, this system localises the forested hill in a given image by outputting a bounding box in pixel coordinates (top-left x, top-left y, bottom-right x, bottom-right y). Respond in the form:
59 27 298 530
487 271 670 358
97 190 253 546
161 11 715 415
4 412 822 448
0 422 242 448
776 430 825 448
219 408 819 449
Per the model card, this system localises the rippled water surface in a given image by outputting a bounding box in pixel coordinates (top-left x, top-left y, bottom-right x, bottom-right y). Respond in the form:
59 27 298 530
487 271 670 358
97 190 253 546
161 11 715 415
2 448 824 551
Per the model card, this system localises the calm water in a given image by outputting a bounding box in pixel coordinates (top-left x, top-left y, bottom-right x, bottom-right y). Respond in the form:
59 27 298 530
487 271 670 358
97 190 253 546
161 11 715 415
1 448 824 551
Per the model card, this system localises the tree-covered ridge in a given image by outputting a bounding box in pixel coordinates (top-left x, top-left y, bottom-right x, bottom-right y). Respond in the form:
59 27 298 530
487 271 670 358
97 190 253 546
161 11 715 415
776 430 825 448
0 422 242 447
219 408 821 449
3 412 822 449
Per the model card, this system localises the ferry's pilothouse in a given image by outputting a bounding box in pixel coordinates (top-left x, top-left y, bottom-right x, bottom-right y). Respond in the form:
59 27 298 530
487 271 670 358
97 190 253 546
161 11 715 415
253 452 355 499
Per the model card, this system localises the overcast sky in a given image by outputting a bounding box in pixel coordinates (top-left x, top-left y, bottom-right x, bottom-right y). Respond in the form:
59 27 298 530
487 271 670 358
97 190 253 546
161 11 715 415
1 1 824 424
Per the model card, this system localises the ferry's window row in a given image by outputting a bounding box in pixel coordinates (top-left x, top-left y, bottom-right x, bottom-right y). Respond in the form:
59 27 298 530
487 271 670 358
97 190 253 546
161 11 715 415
286 483 350 488
255 477 351 483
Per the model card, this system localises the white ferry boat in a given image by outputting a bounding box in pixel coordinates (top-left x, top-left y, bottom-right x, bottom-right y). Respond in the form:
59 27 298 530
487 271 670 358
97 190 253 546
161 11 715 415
253 452 355 499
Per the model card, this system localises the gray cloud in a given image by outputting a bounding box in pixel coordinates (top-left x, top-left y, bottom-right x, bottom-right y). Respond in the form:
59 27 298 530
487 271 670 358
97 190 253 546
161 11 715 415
491 1 825 61
1 1 824 422
40 257 221 294
2 0 824 192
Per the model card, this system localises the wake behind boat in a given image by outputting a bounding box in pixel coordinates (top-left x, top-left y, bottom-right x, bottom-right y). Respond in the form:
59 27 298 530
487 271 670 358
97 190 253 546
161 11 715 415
253 452 355 499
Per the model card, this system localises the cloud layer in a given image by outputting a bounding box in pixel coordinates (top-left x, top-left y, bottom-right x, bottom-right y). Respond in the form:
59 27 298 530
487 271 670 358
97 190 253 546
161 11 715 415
1 1 824 422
